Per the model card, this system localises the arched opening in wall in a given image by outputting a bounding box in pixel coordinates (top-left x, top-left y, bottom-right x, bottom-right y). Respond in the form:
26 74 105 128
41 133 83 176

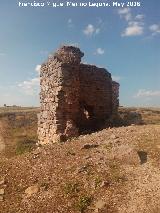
83 104 94 119
78 101 98 133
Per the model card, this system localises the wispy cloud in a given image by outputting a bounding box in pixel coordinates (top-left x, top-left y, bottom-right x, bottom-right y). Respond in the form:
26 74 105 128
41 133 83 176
68 18 72 24
83 24 100 36
0 52 6 56
112 75 122 82
134 89 160 98
95 48 105 55
68 42 79 47
40 50 49 55
97 17 103 24
0 64 40 105
149 24 160 36
118 8 132 21
118 8 144 37
83 18 104 37
122 22 144 37
135 14 145 20
67 18 74 27
18 77 40 96
17 65 40 96
35 64 41 74
0 83 39 106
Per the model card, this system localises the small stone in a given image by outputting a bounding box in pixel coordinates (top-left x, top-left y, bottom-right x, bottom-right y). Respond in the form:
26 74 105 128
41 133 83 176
100 181 110 188
0 196 3 202
77 164 90 173
25 185 39 197
85 155 91 160
110 134 117 140
0 189 5 195
33 155 39 159
0 178 5 185
32 148 41 155
99 157 104 160
94 200 106 212
81 144 99 150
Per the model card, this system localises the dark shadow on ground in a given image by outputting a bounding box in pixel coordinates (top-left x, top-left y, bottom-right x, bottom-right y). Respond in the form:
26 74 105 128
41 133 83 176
137 151 148 164
79 111 144 135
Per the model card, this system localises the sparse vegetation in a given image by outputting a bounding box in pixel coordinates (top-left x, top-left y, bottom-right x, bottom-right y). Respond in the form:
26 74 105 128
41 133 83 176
94 176 102 188
64 182 79 195
66 150 76 156
103 142 113 150
0 109 38 157
15 137 36 155
0 106 39 114
76 195 92 212
119 107 160 125
40 182 50 190
108 162 126 183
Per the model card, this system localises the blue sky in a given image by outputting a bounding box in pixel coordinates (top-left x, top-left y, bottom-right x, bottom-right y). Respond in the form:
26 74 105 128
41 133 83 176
0 0 160 107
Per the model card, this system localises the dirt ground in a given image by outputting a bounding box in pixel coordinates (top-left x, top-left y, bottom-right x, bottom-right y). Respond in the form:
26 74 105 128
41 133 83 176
0 121 5 152
0 107 160 213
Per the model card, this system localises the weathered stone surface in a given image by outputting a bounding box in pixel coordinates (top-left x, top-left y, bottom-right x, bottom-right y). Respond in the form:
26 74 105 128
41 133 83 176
0 178 5 185
81 144 99 149
38 45 119 144
94 200 106 212
25 185 39 197
0 189 5 195
112 81 120 114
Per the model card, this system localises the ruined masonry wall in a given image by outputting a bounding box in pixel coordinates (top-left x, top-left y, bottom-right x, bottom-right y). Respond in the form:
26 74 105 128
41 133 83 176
112 81 120 114
78 64 113 131
38 58 80 144
38 46 120 144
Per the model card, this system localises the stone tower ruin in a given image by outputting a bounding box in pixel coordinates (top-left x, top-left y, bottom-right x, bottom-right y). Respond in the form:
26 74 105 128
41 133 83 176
38 46 119 144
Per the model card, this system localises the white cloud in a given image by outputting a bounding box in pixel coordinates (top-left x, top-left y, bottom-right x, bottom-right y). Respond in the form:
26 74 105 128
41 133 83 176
18 77 40 96
112 75 122 82
134 89 160 98
0 84 39 106
118 8 130 15
118 8 132 21
83 24 95 36
17 64 41 96
149 24 160 36
0 65 40 105
95 48 105 55
83 24 100 36
118 8 144 37
135 14 144 20
35 64 41 74
122 23 144 37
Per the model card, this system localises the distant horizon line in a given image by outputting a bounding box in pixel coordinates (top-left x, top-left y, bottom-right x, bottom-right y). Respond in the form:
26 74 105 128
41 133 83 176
0 105 159 109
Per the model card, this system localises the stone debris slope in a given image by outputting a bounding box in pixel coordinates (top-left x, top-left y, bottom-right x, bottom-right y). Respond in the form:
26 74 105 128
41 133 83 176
0 121 5 153
0 124 160 213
